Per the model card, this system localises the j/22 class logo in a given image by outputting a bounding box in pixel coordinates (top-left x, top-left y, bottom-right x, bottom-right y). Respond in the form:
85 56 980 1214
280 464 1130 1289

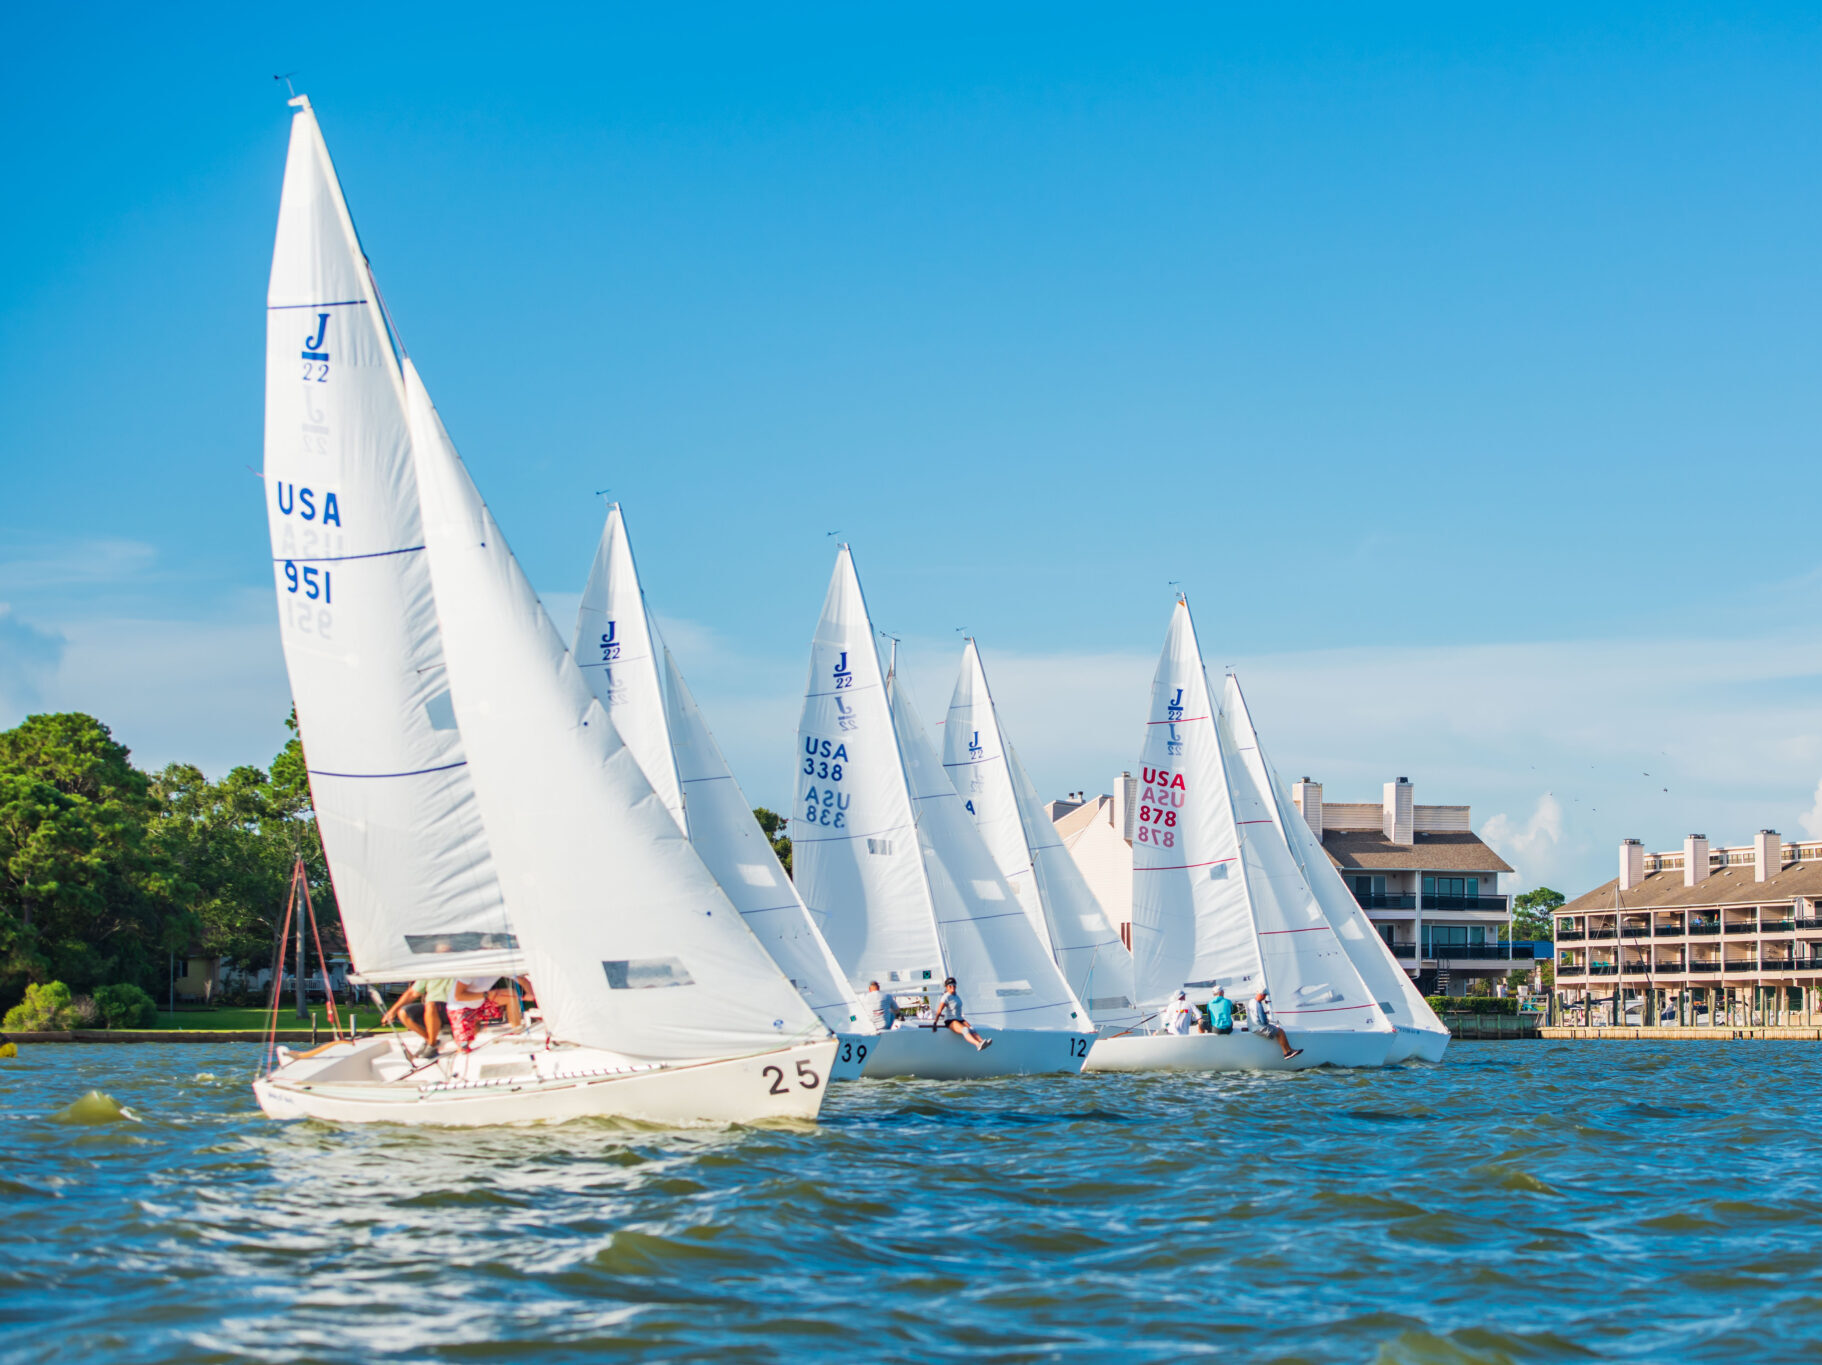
599 620 621 662
832 650 853 689
301 314 330 383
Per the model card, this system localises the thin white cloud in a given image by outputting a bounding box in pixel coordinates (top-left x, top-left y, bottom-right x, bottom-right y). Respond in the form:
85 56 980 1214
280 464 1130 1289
0 538 159 591
1801 779 1822 840
0 604 66 714
1481 794 1566 894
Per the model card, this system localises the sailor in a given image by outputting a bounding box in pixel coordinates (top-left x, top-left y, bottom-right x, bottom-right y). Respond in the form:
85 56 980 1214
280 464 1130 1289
933 977 992 1051
381 979 448 1060
447 977 508 1049
1205 986 1236 1036
865 980 899 1031
1246 989 1304 1060
1161 990 1201 1035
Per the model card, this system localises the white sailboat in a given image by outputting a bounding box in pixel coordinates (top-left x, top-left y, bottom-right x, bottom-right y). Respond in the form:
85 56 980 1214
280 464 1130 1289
1085 599 1394 1073
254 98 835 1124
792 549 1095 1078
942 640 1142 1034
571 506 880 1078
1222 674 1449 1062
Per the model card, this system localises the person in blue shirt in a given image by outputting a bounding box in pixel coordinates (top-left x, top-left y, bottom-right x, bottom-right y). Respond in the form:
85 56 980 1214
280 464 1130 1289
933 977 992 1051
1205 987 1236 1036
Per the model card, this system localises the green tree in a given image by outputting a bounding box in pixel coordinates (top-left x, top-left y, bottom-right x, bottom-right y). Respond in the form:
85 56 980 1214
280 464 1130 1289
1505 887 1564 942
0 714 184 1005
753 807 792 877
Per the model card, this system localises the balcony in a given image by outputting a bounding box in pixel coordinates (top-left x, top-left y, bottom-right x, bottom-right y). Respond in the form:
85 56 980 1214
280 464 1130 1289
1425 895 1510 912
1725 924 1759 936
1353 893 1417 911
1686 962 1724 973
1653 924 1686 937
1390 944 1416 960
1762 919 1795 933
1724 960 1759 972
1557 930 1586 943
1586 929 1617 940
1424 943 1537 962
1687 924 1722 936
1795 918 1822 931
1588 962 1619 976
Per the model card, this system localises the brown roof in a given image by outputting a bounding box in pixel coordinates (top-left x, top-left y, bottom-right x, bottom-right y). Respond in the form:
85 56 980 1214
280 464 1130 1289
1321 829 1514 874
1562 861 1822 914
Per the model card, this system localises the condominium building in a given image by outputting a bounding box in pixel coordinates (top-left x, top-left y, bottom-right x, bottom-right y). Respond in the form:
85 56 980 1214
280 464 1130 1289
1555 831 1822 1025
1050 774 1525 995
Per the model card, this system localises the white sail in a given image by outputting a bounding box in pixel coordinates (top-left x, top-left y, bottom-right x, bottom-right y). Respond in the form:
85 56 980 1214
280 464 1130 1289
573 507 685 832
263 96 517 981
406 363 827 1060
1222 674 1445 1043
1128 600 1259 1008
944 641 1141 1029
658 647 871 1033
792 549 943 990
891 667 1088 1032
1214 682 1388 1036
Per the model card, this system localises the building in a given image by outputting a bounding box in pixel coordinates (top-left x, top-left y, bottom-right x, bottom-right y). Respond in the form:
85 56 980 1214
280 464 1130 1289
1291 777 1521 995
1554 831 1822 1026
1051 773 1524 995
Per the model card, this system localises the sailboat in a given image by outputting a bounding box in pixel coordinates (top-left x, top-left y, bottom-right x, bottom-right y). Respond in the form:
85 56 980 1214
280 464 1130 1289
572 506 880 1078
1222 674 1449 1062
1085 599 1395 1072
792 548 1096 1078
942 640 1143 1034
254 97 836 1124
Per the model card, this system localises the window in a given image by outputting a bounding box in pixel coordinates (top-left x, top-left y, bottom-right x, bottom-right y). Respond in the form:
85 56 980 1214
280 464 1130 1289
1423 877 1479 901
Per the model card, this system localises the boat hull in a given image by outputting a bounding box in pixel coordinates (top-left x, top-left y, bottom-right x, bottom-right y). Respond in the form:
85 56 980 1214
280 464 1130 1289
1083 1028 1394 1073
1404 1026 1450 1063
828 1032 879 1081
859 1025 1092 1080
253 1035 841 1126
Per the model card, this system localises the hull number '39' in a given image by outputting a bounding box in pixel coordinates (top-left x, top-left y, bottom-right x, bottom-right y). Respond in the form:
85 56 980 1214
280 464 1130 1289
762 1059 823 1094
837 1040 870 1067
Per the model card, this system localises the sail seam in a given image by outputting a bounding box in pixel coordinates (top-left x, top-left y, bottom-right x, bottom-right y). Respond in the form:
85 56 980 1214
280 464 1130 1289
309 760 467 779
273 546 425 564
268 299 370 310
1135 858 1234 872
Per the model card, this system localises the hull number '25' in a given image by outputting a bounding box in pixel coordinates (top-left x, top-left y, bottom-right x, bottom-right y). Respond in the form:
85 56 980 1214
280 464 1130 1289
762 1059 822 1095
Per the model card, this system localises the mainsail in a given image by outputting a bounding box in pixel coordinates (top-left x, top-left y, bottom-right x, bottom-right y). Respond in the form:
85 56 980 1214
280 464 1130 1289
406 364 827 1059
792 549 1086 1031
263 96 517 980
943 640 1141 1029
569 507 869 1034
573 507 685 831
1222 674 1444 1042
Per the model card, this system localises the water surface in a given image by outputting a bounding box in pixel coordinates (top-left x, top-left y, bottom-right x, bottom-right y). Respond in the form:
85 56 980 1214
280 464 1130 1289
2 1041 1815 1363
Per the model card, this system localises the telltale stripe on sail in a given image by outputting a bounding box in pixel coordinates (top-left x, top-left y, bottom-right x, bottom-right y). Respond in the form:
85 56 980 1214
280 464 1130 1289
804 684 881 700
935 911 1027 925
1237 819 1274 826
575 658 652 670
1146 715 1211 725
1279 1003 1379 1015
791 823 913 845
737 903 811 917
1259 927 1335 936
1135 858 1235 872
678 775 736 786
267 299 370 310
273 546 426 564
961 997 1082 1018
309 760 468 780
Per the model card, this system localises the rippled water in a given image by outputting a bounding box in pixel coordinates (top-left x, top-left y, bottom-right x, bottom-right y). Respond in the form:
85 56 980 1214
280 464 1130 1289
4 1042 1819 1363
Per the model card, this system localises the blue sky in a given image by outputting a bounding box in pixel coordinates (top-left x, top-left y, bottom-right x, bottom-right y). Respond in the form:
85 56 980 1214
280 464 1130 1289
3 3 1819 896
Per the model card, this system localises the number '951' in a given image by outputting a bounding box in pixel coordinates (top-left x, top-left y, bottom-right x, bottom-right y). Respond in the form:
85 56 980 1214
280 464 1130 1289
282 562 333 603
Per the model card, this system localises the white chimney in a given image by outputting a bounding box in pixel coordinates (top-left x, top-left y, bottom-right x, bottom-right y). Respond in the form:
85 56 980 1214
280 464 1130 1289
1684 834 1710 888
1112 772 1137 842
1755 829 1781 883
1382 777 1414 846
1620 838 1645 892
1292 777 1324 839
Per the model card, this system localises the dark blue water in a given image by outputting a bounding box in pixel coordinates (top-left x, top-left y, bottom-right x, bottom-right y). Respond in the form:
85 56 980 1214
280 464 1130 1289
3 1041 1817 1363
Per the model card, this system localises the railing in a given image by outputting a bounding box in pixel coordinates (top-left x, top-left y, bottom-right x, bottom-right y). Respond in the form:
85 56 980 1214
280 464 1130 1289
1687 924 1722 936
1586 930 1617 940
1653 924 1686 937
1762 920 1795 933
1390 944 1416 960
1686 962 1724 973
1725 924 1758 935
1424 943 1536 961
1724 960 1759 972
1557 931 1586 942
1425 895 1511 912
1587 962 1619 975
1795 918 1822 930
1352 893 1417 910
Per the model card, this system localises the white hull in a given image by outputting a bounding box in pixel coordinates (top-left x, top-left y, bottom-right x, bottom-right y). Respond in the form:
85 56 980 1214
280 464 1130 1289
829 1032 876 1081
253 1033 840 1126
859 1025 1092 1080
1083 1027 1395 1073
1403 1026 1450 1063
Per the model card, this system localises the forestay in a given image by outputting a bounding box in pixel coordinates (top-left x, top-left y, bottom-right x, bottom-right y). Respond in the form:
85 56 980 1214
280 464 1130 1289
1128 601 1260 1008
944 641 1141 1030
263 96 518 981
893 665 1088 1032
573 506 685 831
406 364 827 1060
1223 674 1440 1039
792 548 944 993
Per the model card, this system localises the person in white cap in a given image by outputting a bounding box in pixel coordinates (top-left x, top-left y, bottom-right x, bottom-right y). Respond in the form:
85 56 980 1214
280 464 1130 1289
1247 988 1303 1060
1161 989 1203 1035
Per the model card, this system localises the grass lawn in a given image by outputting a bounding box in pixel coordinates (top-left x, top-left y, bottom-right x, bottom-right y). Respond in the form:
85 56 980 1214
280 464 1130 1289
149 1006 391 1032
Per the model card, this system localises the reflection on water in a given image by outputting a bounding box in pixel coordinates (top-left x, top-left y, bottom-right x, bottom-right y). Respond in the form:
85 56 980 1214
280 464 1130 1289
2 1042 1818 1362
